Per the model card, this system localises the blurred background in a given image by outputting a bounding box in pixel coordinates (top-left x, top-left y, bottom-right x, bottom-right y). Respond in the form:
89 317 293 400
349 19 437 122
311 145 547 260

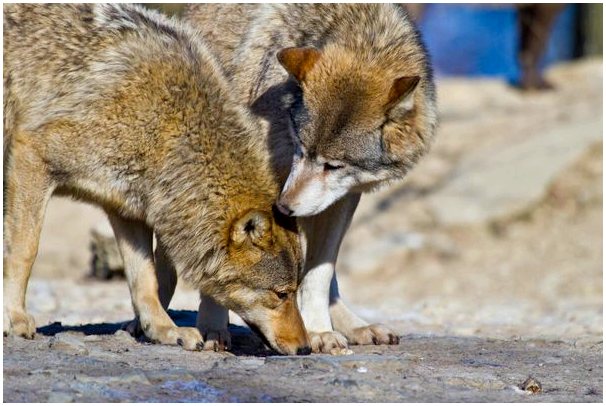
26 4 603 344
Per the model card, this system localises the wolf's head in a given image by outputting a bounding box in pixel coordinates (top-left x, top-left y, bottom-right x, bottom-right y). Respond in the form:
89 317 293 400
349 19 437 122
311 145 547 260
275 45 435 217
211 207 310 355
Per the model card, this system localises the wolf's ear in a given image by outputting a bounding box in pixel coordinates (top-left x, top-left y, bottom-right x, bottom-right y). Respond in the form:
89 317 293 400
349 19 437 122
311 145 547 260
386 76 420 117
230 210 273 249
277 47 322 82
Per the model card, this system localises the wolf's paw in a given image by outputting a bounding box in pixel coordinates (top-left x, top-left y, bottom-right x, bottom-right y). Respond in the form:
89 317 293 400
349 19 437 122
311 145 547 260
309 331 353 355
345 323 400 346
4 309 36 339
200 328 231 352
150 325 205 351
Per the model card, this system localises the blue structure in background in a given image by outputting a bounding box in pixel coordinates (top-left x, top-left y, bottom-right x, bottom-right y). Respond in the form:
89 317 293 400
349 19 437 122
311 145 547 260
417 4 577 81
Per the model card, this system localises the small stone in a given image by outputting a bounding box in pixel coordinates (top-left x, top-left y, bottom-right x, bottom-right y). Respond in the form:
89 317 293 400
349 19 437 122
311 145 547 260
78 372 150 385
331 378 358 388
145 370 195 384
520 376 542 394
49 333 88 355
240 358 266 367
82 335 103 342
114 329 136 343
335 348 354 356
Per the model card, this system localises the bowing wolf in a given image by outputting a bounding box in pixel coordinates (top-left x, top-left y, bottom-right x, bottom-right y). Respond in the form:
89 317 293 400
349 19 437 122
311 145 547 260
3 3 310 355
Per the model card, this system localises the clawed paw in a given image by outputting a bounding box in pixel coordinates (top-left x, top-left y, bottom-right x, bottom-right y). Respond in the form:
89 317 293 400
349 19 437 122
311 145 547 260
148 325 204 351
4 309 36 339
200 328 231 352
346 323 400 346
309 331 352 355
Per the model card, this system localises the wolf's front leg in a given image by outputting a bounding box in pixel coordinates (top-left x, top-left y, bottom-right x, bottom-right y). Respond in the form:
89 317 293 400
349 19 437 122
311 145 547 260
329 275 400 346
297 193 360 354
300 192 400 351
3 141 54 339
107 214 203 351
122 239 178 337
298 262 349 354
153 243 231 352
197 294 231 351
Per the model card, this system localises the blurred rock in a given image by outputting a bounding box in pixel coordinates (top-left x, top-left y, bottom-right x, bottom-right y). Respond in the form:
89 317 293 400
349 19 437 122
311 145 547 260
341 230 425 273
90 222 124 280
34 197 107 279
27 282 57 313
77 372 150 386
427 117 602 225
49 332 89 356
114 329 137 344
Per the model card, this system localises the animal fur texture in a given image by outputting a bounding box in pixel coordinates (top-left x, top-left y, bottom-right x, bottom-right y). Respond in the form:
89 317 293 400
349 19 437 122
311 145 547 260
3 3 310 355
183 4 437 354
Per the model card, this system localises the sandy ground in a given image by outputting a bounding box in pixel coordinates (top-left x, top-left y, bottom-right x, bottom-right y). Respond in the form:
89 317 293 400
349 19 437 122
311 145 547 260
3 59 603 402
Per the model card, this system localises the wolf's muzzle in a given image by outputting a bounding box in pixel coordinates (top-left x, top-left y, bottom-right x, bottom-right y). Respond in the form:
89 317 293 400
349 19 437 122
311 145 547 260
276 202 294 216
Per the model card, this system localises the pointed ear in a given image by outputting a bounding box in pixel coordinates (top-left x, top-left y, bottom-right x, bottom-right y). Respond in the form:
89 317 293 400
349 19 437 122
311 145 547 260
277 47 322 82
230 210 273 249
386 76 420 116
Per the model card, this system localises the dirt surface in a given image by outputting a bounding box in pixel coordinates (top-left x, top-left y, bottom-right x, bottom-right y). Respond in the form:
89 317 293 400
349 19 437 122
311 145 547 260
3 317 602 402
3 59 603 402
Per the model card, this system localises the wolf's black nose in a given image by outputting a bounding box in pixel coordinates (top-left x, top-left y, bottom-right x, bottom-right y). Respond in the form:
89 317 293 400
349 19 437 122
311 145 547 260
296 346 312 355
277 202 294 216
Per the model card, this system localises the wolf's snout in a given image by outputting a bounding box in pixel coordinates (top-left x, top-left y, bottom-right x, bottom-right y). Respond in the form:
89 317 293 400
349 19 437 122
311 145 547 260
276 201 294 216
270 297 310 355
296 346 312 355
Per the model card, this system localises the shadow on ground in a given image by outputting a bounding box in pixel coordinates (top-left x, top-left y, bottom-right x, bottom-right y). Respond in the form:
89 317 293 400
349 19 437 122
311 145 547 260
36 310 273 356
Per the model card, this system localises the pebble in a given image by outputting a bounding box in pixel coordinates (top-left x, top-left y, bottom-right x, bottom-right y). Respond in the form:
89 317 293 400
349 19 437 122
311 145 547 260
47 391 74 402
49 333 89 356
239 358 266 368
113 329 137 344
77 372 150 385
145 370 196 384
520 376 542 394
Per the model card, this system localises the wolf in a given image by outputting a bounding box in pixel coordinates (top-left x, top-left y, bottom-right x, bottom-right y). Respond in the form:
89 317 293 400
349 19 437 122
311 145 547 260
183 4 438 354
3 3 310 356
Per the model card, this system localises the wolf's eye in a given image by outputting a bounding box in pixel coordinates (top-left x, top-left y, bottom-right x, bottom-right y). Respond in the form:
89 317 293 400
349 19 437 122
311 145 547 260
324 162 344 171
275 291 288 300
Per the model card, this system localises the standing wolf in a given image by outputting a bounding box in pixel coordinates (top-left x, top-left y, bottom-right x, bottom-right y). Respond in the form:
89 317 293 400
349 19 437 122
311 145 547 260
184 4 438 353
3 4 311 356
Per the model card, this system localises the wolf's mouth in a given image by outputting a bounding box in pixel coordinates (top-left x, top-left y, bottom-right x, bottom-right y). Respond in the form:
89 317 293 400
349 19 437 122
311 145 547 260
246 322 283 355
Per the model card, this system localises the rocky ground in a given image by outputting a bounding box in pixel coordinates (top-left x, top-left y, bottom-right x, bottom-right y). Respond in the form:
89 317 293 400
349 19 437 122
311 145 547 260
4 321 602 402
3 59 603 402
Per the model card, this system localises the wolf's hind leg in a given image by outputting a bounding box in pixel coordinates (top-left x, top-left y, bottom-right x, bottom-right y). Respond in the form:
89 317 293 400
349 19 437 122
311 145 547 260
3 140 54 338
107 214 203 351
197 293 231 351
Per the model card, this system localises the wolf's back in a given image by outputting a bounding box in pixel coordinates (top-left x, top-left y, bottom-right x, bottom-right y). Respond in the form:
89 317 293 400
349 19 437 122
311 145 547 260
184 4 435 110
4 4 221 135
184 3 258 77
